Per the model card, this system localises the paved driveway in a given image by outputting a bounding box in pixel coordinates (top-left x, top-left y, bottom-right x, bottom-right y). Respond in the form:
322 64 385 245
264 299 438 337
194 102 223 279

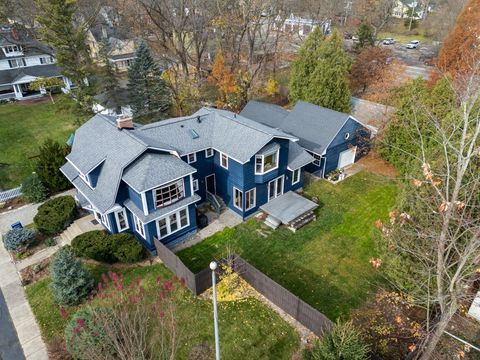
0 288 25 360
0 189 76 234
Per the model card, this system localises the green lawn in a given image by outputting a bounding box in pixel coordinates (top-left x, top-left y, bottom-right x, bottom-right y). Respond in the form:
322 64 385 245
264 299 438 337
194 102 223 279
0 100 78 189
178 172 398 320
26 263 299 359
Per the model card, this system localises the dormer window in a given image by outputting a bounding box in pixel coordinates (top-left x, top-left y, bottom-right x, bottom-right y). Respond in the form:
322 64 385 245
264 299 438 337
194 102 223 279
154 179 184 208
3 45 23 57
255 149 279 175
79 172 92 187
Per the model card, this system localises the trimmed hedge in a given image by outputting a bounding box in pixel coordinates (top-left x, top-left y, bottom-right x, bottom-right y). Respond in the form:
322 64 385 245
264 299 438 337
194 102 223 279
34 196 76 235
72 231 145 263
3 228 36 252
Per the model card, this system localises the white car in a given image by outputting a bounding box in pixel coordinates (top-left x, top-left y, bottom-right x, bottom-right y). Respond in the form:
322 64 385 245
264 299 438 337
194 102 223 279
406 40 419 49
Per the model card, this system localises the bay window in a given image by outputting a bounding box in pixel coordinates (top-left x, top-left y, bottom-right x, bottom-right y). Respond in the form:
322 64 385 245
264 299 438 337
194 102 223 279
156 207 190 239
255 149 279 174
154 179 184 208
233 187 243 210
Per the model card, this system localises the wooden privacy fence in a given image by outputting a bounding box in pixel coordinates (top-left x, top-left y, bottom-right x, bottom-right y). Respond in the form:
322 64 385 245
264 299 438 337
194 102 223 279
0 186 22 203
154 238 333 337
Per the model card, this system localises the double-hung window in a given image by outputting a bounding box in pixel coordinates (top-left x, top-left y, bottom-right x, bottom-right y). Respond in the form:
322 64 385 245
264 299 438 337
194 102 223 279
40 56 54 64
255 149 279 174
115 208 129 232
192 179 199 192
133 214 145 238
8 58 26 68
187 152 196 164
220 152 228 169
205 148 214 158
268 176 284 201
292 168 300 185
154 179 184 208
245 188 256 211
233 187 243 210
311 152 321 166
157 207 189 239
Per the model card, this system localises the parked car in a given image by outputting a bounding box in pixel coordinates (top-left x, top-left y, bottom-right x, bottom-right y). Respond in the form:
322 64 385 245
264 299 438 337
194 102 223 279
406 40 419 49
382 38 395 45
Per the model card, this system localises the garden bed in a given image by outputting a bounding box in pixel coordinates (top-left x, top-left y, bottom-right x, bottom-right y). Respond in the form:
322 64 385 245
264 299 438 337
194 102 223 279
25 263 300 359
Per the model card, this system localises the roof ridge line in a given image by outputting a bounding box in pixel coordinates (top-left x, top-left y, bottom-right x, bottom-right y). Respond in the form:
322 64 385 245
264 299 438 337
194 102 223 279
98 114 149 148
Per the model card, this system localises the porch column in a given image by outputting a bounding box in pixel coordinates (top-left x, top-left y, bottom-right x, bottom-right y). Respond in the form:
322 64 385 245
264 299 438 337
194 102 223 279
13 84 23 99
62 76 71 91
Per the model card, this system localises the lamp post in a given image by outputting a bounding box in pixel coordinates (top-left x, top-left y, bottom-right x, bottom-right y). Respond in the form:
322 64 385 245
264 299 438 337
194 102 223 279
210 261 220 360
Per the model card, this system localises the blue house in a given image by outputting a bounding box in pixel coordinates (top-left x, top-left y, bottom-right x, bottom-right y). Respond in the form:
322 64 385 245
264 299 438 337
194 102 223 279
61 107 314 252
240 101 371 177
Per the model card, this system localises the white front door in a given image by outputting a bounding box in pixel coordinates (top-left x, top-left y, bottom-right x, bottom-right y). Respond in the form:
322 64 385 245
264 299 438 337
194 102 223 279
338 147 356 169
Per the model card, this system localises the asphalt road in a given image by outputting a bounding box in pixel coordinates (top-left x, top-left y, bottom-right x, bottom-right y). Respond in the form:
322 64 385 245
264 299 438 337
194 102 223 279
0 289 25 360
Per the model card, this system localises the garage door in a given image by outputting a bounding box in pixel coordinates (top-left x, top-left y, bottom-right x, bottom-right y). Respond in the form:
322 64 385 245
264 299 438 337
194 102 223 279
338 147 356 169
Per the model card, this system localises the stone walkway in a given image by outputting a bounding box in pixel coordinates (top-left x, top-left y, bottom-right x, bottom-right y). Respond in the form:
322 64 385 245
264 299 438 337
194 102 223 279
173 209 242 252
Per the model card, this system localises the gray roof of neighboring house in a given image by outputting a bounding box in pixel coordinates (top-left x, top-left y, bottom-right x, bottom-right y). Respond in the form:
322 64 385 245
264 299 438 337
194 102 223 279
0 64 61 86
241 100 357 155
123 153 196 192
124 194 201 224
288 141 314 170
240 100 289 128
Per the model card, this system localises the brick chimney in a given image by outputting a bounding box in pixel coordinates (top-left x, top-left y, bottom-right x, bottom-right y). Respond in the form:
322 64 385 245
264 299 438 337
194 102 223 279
116 116 134 130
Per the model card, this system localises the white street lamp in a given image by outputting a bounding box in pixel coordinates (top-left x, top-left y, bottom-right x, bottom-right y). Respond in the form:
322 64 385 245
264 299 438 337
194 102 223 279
210 261 220 360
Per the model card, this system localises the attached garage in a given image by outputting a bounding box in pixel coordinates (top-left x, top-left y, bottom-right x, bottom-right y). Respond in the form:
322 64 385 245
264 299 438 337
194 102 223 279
337 147 356 169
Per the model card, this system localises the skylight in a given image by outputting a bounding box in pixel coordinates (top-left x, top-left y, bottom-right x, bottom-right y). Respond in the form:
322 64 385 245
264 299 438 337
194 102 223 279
188 129 199 139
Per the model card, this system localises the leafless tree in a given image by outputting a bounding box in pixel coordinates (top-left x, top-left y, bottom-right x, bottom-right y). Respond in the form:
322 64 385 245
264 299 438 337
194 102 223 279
353 0 397 35
380 62 480 359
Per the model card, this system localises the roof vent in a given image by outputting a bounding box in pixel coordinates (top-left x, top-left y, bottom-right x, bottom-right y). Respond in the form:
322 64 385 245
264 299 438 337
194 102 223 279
197 116 201 123
188 129 199 139
180 124 184 128
116 116 134 130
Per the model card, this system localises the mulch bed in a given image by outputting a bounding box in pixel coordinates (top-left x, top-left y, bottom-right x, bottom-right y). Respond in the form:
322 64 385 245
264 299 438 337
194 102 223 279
0 197 26 214
20 258 51 286
357 152 398 178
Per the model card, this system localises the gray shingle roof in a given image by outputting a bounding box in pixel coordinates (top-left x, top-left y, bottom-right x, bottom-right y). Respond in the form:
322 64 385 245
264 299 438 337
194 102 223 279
0 64 61 86
241 100 352 155
123 153 196 192
288 141 314 170
135 107 297 163
240 100 289 128
63 114 149 213
124 194 201 224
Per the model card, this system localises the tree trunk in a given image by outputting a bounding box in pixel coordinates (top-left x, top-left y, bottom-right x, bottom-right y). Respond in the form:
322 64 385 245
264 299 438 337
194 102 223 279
418 308 456 360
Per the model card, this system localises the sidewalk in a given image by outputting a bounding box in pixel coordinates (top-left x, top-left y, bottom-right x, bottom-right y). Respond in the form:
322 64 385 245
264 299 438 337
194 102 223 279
0 242 48 359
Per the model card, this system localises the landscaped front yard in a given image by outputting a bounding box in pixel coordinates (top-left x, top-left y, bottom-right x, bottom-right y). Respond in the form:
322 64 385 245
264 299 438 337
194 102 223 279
178 171 398 320
26 263 300 359
0 99 80 189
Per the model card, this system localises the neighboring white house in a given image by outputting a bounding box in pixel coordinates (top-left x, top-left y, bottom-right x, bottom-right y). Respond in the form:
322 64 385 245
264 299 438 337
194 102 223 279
392 0 431 20
277 14 331 36
0 26 73 101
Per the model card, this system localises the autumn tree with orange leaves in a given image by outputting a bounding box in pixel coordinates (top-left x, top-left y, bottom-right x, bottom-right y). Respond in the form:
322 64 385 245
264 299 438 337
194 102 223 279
437 0 480 78
208 52 241 109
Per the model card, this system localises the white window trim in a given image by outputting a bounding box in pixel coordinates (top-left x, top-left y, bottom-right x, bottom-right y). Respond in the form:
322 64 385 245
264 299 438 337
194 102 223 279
292 168 301 185
220 152 229 169
132 213 146 239
187 152 197 164
310 152 322 166
254 149 279 175
156 207 190 239
101 213 111 231
192 179 199 192
205 148 214 158
153 178 185 209
233 187 243 211
114 208 129 232
245 188 256 211
267 175 284 202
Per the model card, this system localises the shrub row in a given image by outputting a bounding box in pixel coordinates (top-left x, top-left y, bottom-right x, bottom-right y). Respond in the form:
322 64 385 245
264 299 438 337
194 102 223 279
34 196 76 235
72 231 145 263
